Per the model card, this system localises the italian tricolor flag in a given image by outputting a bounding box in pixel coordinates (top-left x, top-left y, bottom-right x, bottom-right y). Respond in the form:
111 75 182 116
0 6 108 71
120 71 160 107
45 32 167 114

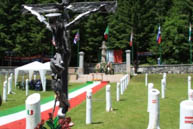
27 109 34 115
104 26 109 40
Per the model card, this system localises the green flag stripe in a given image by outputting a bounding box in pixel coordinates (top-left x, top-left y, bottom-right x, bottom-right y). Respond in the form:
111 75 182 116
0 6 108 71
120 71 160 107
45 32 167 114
104 26 109 35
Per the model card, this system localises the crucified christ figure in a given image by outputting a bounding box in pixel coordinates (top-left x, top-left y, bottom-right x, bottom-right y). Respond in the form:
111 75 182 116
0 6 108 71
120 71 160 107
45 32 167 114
22 0 116 119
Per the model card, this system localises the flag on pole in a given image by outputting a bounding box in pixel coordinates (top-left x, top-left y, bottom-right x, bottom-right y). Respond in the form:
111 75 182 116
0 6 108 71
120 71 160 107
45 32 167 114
157 26 161 44
129 31 133 47
104 26 109 40
73 31 80 44
189 23 192 42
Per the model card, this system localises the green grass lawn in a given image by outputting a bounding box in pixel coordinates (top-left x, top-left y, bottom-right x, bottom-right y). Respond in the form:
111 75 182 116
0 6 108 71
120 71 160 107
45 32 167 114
66 74 189 129
0 74 190 129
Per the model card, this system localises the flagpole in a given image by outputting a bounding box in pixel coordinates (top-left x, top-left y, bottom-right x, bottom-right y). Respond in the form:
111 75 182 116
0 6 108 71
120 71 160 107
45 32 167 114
159 44 162 65
189 39 192 64
131 31 134 65
104 25 109 62
129 30 134 65
190 42 192 64
132 44 134 65
77 40 80 67
157 25 162 65
189 23 192 64
77 30 80 67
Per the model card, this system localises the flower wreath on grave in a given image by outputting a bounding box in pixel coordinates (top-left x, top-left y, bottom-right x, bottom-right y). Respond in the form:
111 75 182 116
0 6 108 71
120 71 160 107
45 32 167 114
35 113 73 129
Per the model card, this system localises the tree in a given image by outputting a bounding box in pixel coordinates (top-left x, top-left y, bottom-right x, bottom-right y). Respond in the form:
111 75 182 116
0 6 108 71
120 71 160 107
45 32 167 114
0 0 193 65
153 0 193 64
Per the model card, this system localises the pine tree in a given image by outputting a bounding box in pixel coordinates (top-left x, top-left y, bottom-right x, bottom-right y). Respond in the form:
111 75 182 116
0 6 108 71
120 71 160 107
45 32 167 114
157 0 193 64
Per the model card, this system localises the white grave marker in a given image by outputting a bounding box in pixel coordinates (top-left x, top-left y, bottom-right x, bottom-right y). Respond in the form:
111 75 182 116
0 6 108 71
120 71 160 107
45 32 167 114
188 76 191 95
9 73 13 89
161 79 165 99
8 77 12 94
86 89 92 124
147 89 160 129
147 83 154 112
163 73 167 88
106 84 112 112
26 93 41 129
3 81 7 102
5 74 8 93
180 100 193 129
26 79 29 96
188 89 193 101
120 79 123 95
145 73 148 86
116 82 120 101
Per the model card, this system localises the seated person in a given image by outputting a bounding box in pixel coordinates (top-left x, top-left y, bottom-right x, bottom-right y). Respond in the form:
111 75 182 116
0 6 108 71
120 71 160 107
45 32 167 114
29 79 36 89
34 80 42 91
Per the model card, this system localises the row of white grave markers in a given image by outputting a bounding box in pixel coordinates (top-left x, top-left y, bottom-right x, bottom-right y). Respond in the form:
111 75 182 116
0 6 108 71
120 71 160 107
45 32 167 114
119 74 129 97
146 74 193 128
146 74 165 128
25 74 193 128
145 73 167 99
86 74 129 125
24 74 129 126
2 73 31 103
86 84 113 124
24 84 114 127
2 73 14 102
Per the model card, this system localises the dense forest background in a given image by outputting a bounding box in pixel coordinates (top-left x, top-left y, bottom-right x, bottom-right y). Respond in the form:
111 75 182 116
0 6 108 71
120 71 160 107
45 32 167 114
0 0 193 66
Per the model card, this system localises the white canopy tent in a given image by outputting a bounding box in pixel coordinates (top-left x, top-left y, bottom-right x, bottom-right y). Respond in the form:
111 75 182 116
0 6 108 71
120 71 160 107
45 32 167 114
14 61 51 91
42 62 51 71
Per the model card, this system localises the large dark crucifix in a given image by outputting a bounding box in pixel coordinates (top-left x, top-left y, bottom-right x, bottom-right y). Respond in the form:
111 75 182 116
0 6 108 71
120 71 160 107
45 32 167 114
22 0 116 119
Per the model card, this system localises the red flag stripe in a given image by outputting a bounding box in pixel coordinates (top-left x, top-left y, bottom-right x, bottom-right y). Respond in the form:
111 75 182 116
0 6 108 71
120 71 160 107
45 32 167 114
104 35 108 40
129 41 132 47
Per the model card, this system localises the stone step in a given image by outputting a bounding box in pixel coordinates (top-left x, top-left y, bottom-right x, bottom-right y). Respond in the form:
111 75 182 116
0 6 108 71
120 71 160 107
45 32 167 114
69 74 127 83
